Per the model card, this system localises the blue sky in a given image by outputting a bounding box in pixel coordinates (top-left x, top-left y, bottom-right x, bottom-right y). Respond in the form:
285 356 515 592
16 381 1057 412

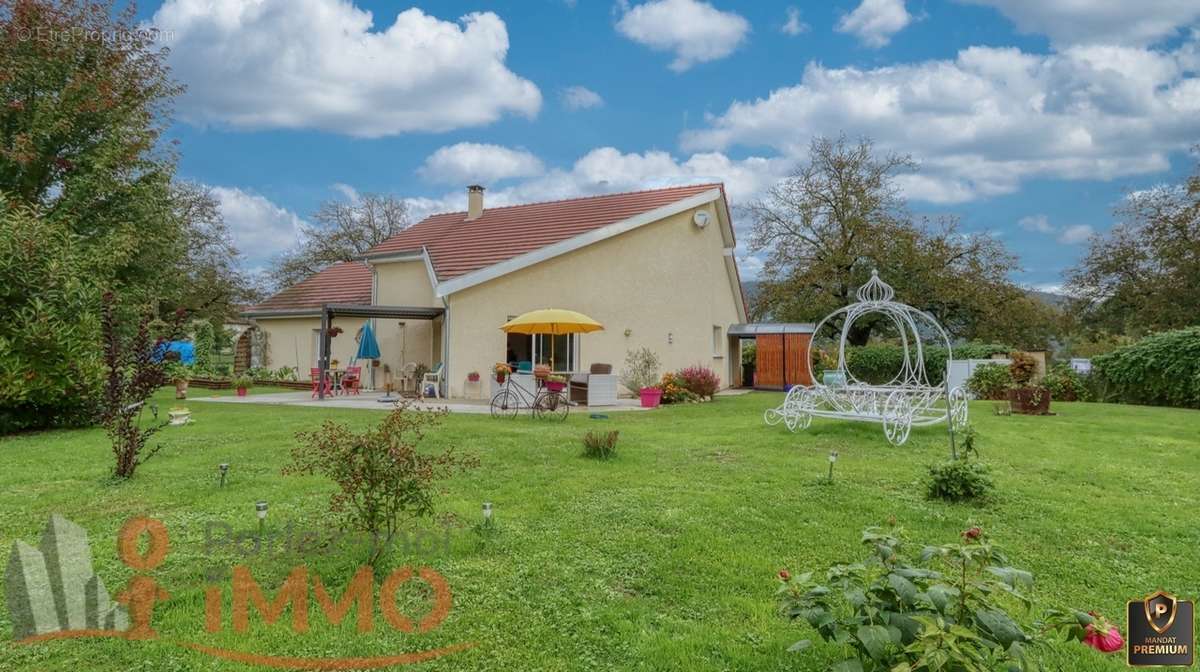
135 0 1200 289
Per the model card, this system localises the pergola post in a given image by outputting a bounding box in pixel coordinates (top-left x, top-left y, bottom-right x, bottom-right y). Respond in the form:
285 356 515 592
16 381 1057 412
318 305 332 400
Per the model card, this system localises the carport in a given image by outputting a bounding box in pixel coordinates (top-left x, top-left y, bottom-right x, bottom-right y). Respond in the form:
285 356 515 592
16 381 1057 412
728 323 815 390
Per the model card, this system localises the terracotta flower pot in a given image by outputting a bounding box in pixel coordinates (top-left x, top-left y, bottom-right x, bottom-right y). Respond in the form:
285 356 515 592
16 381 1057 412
639 387 663 408
237 387 248 397
174 379 189 400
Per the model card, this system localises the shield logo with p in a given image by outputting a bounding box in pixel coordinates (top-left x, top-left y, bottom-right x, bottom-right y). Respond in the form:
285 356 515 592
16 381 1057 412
1144 590 1178 634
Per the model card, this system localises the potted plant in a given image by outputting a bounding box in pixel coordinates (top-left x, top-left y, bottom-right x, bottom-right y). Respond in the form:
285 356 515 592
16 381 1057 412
467 371 480 383
328 326 344 338
232 373 254 397
545 374 567 393
168 407 192 426
330 358 340 369
1006 351 1050 414
493 362 511 383
166 362 190 399
620 347 663 408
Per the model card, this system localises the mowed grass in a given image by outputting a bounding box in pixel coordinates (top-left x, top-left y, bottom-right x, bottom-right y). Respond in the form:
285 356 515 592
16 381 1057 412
1 390 1197 671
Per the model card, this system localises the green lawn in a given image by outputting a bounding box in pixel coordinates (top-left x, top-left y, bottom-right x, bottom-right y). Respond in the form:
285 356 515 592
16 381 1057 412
1 391 1197 671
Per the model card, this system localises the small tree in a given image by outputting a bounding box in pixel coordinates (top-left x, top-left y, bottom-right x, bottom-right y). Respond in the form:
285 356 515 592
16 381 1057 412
97 292 183 479
619 347 661 393
284 402 478 564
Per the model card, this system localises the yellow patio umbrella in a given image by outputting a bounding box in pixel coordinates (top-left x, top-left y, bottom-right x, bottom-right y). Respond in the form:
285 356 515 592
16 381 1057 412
500 309 604 369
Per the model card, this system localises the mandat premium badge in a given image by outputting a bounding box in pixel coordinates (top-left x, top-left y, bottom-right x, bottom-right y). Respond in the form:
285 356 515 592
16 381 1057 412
1127 590 1194 667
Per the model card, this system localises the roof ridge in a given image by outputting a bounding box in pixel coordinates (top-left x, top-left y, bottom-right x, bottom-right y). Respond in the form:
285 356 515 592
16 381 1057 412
419 181 724 218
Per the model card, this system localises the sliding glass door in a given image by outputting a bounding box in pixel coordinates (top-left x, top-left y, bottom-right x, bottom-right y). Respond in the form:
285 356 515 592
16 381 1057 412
532 334 578 372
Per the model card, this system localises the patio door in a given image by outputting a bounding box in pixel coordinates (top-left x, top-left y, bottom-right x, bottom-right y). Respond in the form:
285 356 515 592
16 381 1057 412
532 334 578 372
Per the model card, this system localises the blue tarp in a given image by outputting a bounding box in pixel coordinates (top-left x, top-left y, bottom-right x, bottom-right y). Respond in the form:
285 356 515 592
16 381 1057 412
158 341 195 364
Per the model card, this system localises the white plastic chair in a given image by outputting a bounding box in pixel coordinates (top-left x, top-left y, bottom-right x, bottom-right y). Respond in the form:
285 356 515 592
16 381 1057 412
421 362 444 399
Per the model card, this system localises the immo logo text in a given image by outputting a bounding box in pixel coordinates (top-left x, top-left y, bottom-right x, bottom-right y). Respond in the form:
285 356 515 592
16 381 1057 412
5 514 474 669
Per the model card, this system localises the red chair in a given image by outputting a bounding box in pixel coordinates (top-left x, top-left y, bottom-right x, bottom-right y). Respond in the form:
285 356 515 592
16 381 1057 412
310 368 332 398
341 365 362 396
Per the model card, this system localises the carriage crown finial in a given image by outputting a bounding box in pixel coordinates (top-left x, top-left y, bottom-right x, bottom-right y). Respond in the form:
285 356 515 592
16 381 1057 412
857 270 895 302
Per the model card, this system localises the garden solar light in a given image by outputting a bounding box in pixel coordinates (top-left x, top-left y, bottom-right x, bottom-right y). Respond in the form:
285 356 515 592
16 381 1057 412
482 502 493 527
256 501 268 519
218 463 229 487
828 450 839 482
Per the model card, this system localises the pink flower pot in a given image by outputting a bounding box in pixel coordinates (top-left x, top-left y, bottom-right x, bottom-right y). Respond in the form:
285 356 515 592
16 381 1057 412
639 387 663 408
545 381 565 393
237 387 247 397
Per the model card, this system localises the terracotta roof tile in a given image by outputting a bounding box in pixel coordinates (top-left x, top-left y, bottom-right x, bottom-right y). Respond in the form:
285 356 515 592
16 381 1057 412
365 183 723 280
246 261 372 313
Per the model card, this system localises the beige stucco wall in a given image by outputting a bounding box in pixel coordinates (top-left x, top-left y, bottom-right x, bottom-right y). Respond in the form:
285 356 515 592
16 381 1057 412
371 260 442 380
443 202 743 397
256 316 360 378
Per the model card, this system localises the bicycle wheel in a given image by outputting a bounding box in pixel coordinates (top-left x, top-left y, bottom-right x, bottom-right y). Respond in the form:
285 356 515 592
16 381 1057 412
534 390 569 421
490 388 521 419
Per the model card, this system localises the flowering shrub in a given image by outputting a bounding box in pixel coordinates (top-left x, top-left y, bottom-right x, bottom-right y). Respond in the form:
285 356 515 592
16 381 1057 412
778 525 1117 670
676 365 719 399
659 372 699 404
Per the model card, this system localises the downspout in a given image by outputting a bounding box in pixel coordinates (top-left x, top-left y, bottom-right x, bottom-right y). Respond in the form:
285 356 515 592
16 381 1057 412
370 264 379 391
440 295 450 398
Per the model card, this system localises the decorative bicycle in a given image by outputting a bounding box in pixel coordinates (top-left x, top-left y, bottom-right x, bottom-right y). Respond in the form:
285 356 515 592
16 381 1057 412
763 271 968 446
490 375 569 421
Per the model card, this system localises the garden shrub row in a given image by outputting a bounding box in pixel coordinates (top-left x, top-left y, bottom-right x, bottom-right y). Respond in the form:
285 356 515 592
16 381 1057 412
1091 327 1200 409
812 342 1013 386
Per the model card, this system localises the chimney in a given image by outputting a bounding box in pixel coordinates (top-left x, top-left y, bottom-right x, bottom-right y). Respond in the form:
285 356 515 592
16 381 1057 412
466 185 485 220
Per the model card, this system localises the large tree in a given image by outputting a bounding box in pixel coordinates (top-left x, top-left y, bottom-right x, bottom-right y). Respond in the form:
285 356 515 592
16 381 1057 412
1065 152 1200 336
269 193 411 289
171 181 263 322
1 0 185 304
746 135 1052 347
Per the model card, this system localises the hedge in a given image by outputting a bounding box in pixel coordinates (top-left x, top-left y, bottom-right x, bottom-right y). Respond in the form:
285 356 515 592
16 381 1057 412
812 342 1013 386
1091 327 1200 409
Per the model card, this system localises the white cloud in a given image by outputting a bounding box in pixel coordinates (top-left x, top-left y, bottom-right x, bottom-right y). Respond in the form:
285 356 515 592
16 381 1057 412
419 143 545 185
836 0 912 48
682 39 1200 203
616 0 750 72
210 187 305 265
151 1 541 137
737 253 765 279
398 146 784 224
332 183 360 202
782 7 809 36
1018 214 1054 233
1057 224 1093 244
561 86 604 110
1016 214 1093 245
959 0 1200 46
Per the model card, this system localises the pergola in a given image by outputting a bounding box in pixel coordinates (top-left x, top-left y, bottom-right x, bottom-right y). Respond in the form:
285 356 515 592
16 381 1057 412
316 303 445 400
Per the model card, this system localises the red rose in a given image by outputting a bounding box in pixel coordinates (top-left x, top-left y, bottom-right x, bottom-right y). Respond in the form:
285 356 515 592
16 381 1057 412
962 526 982 541
778 569 790 582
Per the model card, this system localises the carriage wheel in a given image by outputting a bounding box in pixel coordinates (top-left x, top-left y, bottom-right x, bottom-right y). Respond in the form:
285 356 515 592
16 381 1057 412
882 390 914 446
948 386 969 430
490 388 520 419
534 390 569 422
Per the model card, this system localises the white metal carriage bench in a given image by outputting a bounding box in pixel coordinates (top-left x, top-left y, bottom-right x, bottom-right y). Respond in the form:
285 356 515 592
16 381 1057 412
763 271 969 446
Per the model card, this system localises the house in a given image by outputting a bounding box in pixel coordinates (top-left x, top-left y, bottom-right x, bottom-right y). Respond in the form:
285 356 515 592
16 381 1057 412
243 183 748 398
